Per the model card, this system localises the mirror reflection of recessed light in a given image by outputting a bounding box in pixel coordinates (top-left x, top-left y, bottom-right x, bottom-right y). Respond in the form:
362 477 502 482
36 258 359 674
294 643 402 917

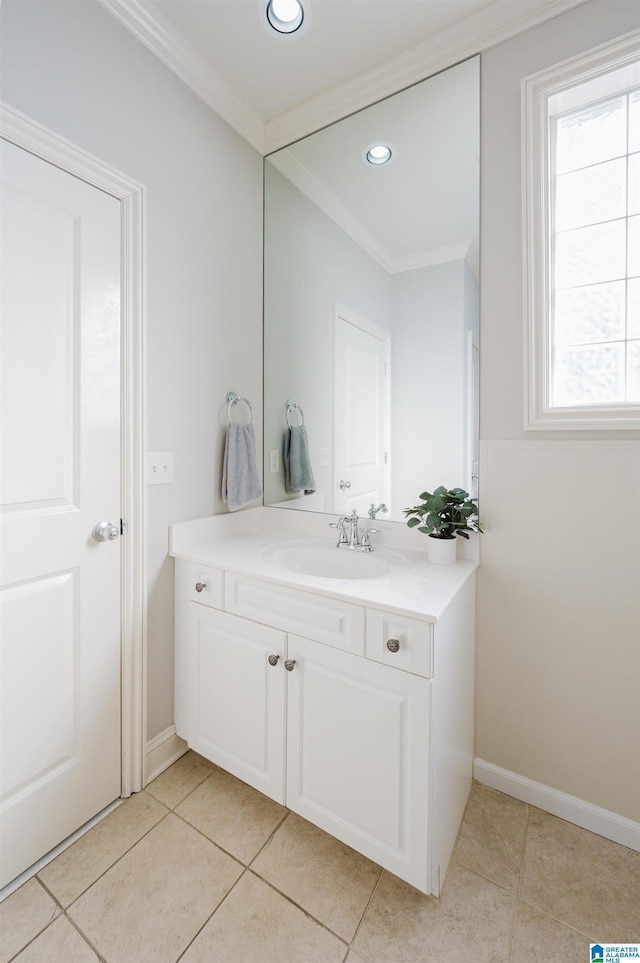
266 0 304 34
364 144 394 166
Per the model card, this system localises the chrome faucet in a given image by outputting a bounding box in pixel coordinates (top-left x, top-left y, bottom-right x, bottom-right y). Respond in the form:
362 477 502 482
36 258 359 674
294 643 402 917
368 503 388 520
330 510 380 553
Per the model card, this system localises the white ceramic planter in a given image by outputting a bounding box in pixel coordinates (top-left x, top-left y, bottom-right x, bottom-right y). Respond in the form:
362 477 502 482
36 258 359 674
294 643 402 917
427 535 457 565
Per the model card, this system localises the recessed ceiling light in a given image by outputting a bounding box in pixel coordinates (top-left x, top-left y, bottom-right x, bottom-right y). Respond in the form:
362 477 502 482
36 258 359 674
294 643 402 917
364 144 394 166
265 0 305 35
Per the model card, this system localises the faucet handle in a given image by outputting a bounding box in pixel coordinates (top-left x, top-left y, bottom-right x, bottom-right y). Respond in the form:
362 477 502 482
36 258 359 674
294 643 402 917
360 527 380 548
329 517 349 544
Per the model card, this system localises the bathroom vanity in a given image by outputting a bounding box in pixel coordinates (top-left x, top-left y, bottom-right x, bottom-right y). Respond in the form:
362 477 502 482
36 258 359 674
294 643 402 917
171 507 476 896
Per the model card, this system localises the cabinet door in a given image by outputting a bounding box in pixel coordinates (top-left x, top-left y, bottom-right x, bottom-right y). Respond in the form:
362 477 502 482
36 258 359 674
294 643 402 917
188 605 286 804
286 635 432 893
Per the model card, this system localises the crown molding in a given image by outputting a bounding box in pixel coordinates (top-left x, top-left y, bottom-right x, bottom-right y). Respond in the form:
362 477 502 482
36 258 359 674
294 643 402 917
264 0 587 152
269 150 474 275
99 0 586 157
98 0 265 153
269 149 394 270
390 242 474 276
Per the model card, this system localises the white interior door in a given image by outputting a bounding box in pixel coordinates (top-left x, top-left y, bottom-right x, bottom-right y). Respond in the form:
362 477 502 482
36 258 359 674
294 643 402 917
334 305 390 515
0 139 122 888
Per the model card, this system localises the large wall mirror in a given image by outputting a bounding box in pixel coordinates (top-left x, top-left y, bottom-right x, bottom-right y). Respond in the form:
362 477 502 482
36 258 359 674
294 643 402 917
264 56 479 522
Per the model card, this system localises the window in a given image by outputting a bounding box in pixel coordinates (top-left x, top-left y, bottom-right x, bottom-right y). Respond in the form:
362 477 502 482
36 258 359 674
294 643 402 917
523 33 640 428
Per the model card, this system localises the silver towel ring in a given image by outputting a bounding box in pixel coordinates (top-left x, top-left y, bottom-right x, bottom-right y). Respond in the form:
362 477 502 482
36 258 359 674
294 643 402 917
286 400 305 427
227 391 254 424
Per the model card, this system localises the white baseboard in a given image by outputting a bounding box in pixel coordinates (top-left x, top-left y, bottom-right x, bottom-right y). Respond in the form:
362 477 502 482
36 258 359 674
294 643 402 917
145 725 188 785
474 758 640 852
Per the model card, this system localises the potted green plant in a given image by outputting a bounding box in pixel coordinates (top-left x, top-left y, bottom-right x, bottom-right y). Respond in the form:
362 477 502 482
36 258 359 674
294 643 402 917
404 486 482 565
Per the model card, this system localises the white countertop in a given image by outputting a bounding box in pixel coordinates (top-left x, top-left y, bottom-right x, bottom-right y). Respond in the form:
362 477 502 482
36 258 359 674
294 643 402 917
169 507 477 623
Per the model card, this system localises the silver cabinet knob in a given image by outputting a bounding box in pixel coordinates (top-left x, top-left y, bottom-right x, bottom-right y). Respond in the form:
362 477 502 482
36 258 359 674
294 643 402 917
268 654 280 666
284 659 296 672
386 638 400 653
195 582 206 593
338 479 351 490
92 521 120 542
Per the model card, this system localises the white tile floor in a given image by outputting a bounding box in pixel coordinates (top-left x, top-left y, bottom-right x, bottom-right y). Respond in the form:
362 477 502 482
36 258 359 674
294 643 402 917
1 751 639 962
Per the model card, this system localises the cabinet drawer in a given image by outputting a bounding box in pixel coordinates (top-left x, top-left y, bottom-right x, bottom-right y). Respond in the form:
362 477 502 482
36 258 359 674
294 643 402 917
185 564 224 609
225 574 365 655
366 609 433 678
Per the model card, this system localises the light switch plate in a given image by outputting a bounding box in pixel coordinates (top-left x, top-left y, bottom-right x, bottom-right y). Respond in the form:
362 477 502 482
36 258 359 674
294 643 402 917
269 449 280 474
147 452 174 485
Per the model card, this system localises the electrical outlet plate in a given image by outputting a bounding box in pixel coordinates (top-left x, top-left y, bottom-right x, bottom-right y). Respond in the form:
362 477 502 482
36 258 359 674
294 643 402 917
320 447 330 468
146 452 174 485
269 449 280 474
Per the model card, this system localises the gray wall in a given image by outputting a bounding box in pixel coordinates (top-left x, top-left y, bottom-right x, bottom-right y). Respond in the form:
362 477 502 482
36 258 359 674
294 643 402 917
391 260 471 513
263 163 392 507
478 0 640 820
0 0 263 742
3 0 639 824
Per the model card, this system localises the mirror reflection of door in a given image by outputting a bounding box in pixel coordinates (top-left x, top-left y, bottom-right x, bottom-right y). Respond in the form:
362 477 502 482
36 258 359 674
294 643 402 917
333 303 390 515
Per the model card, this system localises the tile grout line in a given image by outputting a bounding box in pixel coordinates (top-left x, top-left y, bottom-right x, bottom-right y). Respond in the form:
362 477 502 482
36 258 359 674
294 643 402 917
512 806 602 943
507 803 530 962
3 877 62 963
63 910 109 963
36 880 107 961
4 906 107 963
145 761 216 812
29 803 175 962
246 865 350 949
173 866 251 963
151 760 378 954
5 916 55 963
50 801 173 915
170 800 280 871
246 808 291 867
171 796 359 953
347 866 385 960
515 894 600 942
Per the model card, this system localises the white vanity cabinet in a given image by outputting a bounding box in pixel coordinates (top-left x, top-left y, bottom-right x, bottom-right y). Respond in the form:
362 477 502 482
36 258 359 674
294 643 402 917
174 548 475 898
285 633 431 890
187 604 286 803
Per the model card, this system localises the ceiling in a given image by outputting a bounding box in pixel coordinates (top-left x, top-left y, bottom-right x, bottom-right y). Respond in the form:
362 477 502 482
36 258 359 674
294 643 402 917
268 55 479 272
100 0 586 153
98 0 583 267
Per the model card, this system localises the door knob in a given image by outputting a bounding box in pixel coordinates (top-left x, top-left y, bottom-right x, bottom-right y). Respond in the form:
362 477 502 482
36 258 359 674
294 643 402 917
92 521 120 542
284 659 296 671
195 582 207 593
386 638 400 653
338 479 351 490
268 654 280 666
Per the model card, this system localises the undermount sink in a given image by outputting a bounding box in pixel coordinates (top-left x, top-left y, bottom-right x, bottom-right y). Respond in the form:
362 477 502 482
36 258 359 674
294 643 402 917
261 540 409 580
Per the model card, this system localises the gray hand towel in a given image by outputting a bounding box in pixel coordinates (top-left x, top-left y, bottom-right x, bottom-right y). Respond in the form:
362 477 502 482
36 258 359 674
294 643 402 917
284 425 316 494
221 422 263 512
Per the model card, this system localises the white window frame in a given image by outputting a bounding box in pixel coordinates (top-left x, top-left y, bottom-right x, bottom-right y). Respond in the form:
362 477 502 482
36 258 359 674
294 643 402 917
522 30 640 430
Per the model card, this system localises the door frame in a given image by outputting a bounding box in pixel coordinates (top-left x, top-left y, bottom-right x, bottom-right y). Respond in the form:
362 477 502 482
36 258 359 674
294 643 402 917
1 103 146 797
